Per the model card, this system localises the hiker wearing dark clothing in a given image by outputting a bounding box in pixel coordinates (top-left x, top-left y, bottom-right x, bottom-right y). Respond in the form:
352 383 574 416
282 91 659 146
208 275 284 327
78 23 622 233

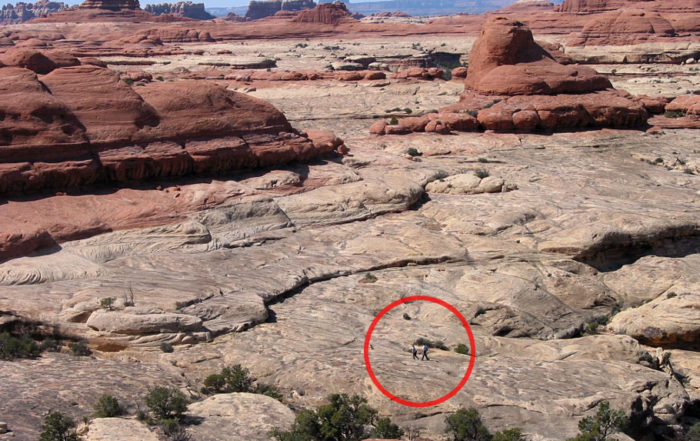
412 345 418 360
421 344 429 361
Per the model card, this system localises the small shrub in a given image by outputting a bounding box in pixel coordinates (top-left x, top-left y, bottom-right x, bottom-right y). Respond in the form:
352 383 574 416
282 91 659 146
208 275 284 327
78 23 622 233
160 342 174 353
585 321 599 334
156 76 164 81
69 341 91 356
0 332 40 360
100 297 115 310
482 99 501 110
407 148 421 157
403 313 411 321
270 393 384 441
39 412 78 441
202 365 254 394
389 116 399 125
360 273 378 284
202 373 227 394
370 417 404 439
685 168 695 175
404 108 413 114
39 338 61 353
93 394 123 418
465 109 479 117
667 292 677 299
474 169 490 179
444 408 490 441
493 428 526 441
136 408 150 423
434 340 448 350
255 383 283 400
455 343 469 355
477 157 489 163
654 157 664 163
664 110 685 118
123 78 134 86
414 338 447 350
161 418 190 440
566 401 629 441
144 387 188 421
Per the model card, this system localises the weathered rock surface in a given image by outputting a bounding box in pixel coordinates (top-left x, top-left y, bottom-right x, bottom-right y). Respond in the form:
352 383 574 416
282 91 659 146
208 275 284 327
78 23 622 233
85 418 159 441
186 393 295 441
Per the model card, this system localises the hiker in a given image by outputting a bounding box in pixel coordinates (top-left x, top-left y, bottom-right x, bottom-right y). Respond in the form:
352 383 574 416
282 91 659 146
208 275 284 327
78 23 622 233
421 343 429 361
412 344 418 360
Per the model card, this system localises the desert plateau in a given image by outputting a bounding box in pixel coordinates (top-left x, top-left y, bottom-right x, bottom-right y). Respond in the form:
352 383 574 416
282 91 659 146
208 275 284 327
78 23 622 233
0 0 699 440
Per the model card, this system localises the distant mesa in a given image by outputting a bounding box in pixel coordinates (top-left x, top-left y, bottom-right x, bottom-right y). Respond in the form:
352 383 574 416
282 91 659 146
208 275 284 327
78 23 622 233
79 0 140 9
144 1 214 19
292 1 355 24
245 0 316 20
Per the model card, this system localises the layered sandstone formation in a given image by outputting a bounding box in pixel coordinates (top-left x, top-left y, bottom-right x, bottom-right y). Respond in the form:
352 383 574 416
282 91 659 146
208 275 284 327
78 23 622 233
144 1 214 19
245 0 315 20
79 0 139 9
0 0 66 24
371 17 648 135
292 1 355 24
0 56 344 198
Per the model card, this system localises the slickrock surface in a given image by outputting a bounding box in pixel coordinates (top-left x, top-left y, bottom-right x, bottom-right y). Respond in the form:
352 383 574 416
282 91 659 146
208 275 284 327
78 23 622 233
0 4 698 441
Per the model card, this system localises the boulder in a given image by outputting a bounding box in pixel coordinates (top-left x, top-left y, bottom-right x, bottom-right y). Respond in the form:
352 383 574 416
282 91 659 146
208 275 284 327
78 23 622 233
85 418 159 441
426 173 505 194
187 393 295 441
86 309 203 335
1 48 57 74
666 95 700 115
451 66 468 78
608 292 700 346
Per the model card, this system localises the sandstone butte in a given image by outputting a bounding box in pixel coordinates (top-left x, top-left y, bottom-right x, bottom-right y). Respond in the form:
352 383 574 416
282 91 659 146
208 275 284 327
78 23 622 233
0 56 345 199
370 16 649 135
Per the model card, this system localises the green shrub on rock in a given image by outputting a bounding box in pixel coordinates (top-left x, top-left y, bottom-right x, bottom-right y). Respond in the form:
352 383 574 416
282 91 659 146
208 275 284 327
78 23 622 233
493 428 526 441
370 417 404 439
270 393 400 441
39 412 79 441
202 364 254 394
93 394 123 418
0 332 40 360
144 387 188 422
444 408 490 441
565 401 629 441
